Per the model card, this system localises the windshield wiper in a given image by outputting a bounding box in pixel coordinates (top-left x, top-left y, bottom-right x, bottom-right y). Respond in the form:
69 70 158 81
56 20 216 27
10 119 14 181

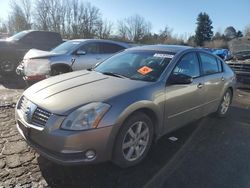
101 72 127 79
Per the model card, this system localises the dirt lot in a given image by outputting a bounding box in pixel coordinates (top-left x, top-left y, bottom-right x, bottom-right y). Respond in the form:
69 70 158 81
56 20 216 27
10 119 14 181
0 75 250 188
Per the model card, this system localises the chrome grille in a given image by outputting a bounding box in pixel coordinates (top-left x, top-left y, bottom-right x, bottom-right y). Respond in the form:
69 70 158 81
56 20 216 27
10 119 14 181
32 107 51 127
19 96 29 114
18 96 51 127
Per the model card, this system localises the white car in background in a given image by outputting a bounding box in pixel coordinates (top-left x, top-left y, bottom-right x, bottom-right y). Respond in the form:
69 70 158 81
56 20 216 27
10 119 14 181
16 39 130 85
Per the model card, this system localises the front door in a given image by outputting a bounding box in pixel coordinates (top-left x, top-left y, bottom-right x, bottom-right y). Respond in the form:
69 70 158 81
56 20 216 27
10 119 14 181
164 52 206 133
72 43 106 71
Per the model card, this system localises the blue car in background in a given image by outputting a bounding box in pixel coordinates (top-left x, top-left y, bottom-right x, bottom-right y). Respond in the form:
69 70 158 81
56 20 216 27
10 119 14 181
202 48 232 60
212 49 232 60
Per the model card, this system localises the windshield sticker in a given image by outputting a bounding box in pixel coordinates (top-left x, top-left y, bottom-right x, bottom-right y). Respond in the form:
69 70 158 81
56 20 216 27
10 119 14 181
153 53 174 59
137 66 153 75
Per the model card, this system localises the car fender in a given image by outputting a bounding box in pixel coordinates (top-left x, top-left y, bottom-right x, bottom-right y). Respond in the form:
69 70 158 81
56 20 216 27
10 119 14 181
100 100 163 138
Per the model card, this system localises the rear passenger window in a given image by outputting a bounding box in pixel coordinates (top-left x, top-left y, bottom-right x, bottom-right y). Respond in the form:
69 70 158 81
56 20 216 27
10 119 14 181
199 53 221 75
100 43 125 53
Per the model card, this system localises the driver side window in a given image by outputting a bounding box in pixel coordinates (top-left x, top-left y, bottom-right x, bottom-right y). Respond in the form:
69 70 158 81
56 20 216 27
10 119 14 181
80 43 100 54
173 52 200 78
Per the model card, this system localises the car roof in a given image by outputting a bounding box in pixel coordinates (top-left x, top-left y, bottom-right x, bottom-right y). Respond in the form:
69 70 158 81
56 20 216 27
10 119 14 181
70 39 131 48
24 30 60 34
127 44 193 53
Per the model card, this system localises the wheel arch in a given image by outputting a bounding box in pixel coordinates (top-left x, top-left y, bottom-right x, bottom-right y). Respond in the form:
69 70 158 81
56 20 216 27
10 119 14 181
51 63 72 72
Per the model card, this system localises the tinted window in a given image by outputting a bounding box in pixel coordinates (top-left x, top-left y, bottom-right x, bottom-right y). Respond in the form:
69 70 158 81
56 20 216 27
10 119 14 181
82 43 100 54
173 53 200 78
21 32 35 43
33 32 61 44
100 43 125 53
6 31 30 41
199 53 220 74
52 41 81 54
217 59 223 72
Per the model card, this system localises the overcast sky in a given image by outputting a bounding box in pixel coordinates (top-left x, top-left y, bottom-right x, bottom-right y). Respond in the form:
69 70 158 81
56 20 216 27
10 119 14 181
0 0 249 38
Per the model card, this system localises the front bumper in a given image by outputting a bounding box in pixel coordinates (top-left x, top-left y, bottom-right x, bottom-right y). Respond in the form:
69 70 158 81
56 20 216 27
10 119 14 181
15 108 118 165
16 62 49 82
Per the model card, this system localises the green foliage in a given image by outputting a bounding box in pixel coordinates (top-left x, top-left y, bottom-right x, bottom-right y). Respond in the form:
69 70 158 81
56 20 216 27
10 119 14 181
194 12 213 46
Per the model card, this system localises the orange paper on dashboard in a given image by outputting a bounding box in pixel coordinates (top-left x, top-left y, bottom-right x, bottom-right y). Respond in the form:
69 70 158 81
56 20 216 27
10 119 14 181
137 66 153 75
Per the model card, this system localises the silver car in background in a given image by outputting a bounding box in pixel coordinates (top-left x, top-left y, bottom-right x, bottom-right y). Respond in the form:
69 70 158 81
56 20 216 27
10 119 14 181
17 39 130 83
15 45 236 168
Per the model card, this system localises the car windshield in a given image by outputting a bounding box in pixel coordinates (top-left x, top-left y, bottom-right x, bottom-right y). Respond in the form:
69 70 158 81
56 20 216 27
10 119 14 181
94 50 174 82
51 41 81 54
6 30 29 41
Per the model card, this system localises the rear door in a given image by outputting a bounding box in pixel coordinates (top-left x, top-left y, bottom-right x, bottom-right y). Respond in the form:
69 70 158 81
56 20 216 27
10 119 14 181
198 52 225 115
164 52 206 133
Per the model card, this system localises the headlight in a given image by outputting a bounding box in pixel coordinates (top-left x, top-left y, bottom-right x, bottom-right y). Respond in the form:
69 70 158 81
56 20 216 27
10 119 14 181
61 102 111 131
24 59 51 76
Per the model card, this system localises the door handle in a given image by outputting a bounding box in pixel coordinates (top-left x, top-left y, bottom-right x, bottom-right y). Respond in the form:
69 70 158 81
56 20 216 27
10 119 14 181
197 83 204 89
221 77 225 81
71 58 76 67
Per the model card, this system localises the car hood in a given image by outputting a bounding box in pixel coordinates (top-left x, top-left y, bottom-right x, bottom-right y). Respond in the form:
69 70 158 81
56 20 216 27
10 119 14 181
23 49 61 60
23 70 149 115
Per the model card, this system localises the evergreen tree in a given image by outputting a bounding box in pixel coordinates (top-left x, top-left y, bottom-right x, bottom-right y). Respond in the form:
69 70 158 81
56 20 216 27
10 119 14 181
237 30 243 38
194 12 213 46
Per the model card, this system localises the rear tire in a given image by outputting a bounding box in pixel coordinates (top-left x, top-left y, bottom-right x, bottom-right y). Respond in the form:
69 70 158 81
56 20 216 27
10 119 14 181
113 112 154 168
216 89 232 117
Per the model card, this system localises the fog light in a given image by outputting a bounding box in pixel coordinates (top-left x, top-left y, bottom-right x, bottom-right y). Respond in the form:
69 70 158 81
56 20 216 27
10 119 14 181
85 150 96 160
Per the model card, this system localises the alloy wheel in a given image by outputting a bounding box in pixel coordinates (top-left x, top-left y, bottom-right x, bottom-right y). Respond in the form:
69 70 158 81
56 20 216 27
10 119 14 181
220 92 231 115
122 121 149 162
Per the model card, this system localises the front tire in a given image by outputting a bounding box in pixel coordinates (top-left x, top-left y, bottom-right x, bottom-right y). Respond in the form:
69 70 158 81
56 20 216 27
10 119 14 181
0 60 16 76
51 66 70 76
216 89 232 117
113 112 154 168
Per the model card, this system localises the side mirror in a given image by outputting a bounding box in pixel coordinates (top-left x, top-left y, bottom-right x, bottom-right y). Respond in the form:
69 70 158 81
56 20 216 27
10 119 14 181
168 73 193 85
76 50 86 55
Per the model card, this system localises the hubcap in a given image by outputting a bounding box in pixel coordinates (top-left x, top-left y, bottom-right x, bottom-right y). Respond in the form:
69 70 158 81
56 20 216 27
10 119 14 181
122 121 149 162
220 92 231 114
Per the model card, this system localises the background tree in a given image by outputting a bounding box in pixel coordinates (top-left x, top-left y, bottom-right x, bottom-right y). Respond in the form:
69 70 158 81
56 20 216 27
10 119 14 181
224 26 237 39
96 19 113 39
0 18 8 33
117 14 151 43
7 0 32 34
158 26 172 43
244 25 250 37
212 31 223 40
194 12 213 46
236 30 243 38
